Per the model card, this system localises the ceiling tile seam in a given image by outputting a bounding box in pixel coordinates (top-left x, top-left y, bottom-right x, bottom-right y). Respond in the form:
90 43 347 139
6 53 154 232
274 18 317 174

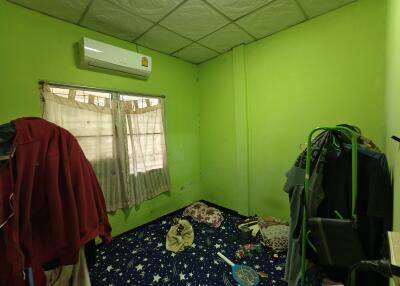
194 6 310 62
253 17 308 40
17 4 312 65
194 42 221 54
4 1 211 65
230 0 282 40
153 6 257 51
77 0 95 25
169 42 195 55
132 0 189 42
143 24 195 44
171 39 221 57
154 6 232 44
8 0 359 66
128 40 183 62
232 0 280 22
292 0 310 19
169 16 256 51
336 0 359 12
196 53 220 65
202 0 234 21
189 22 251 53
138 0 299 65
132 22 209 55
6 1 81 27
307 0 358 19
76 0 164 42
232 23 257 41
202 0 256 41
191 21 234 43
133 20 225 55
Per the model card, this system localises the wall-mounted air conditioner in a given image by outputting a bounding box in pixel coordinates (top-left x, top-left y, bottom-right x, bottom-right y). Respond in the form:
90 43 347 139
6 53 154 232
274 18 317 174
79 37 152 78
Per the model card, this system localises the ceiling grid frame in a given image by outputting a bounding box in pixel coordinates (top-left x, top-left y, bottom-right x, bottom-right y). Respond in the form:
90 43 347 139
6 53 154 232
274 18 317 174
202 0 258 40
132 0 189 42
293 0 311 19
169 0 290 63
77 0 95 25
7 0 357 64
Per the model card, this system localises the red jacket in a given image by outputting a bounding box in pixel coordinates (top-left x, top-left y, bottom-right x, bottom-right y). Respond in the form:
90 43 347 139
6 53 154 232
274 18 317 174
0 118 112 285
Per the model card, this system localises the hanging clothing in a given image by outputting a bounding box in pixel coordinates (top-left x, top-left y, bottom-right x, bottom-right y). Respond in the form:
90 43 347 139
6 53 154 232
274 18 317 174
44 247 91 286
0 118 112 286
284 131 334 286
284 130 392 286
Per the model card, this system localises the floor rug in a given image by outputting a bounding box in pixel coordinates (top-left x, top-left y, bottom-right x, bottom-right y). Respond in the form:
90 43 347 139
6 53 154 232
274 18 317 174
89 205 287 286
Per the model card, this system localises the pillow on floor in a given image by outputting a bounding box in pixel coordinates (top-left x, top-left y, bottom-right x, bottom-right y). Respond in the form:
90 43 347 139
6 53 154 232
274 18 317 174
183 202 224 228
183 201 208 221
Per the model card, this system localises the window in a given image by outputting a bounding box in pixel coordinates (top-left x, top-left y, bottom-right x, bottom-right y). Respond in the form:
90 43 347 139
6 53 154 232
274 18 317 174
41 83 170 211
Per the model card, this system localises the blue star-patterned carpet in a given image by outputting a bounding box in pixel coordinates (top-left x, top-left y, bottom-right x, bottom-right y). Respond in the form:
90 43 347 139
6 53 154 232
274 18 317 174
89 205 288 286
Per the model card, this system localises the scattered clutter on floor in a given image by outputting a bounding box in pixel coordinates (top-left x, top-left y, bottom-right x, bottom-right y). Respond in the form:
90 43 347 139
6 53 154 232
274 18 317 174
235 215 289 254
261 224 289 253
89 203 287 285
235 243 263 259
166 218 194 253
217 251 260 286
183 201 224 228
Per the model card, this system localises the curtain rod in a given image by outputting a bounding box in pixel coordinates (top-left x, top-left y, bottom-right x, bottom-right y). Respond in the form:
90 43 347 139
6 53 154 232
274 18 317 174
38 80 165 99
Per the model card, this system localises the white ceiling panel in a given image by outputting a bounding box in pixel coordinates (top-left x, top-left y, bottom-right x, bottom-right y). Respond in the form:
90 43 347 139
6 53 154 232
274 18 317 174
173 43 218 64
297 0 356 18
8 0 90 23
236 0 306 39
206 0 274 20
81 0 154 41
198 24 253 53
8 0 358 65
107 0 184 22
159 0 229 40
136 25 192 54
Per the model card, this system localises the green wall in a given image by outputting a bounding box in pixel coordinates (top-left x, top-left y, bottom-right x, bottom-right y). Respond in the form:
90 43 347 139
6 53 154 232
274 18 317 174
0 0 201 236
198 52 240 211
199 0 387 219
1 0 393 234
385 0 400 232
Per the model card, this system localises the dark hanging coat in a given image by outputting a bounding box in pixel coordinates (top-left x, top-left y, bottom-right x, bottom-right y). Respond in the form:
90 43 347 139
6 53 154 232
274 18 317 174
284 130 392 286
0 118 112 286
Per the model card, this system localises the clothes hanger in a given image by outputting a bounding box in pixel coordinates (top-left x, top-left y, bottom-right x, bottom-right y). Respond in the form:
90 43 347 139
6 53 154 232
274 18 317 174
0 147 15 161
0 122 16 161
0 155 9 161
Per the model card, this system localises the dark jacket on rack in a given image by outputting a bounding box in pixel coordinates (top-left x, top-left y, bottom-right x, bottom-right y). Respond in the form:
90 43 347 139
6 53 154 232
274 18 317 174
284 130 392 286
0 118 112 286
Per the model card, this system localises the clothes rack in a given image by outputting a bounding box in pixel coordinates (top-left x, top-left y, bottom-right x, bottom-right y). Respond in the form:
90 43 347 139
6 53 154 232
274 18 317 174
301 126 359 286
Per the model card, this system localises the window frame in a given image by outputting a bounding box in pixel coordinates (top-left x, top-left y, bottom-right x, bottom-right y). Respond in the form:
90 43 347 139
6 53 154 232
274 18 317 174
39 80 168 173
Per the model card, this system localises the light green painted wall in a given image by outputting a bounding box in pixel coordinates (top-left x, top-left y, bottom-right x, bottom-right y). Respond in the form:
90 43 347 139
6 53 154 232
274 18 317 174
0 0 201 237
199 0 387 219
246 0 386 218
0 0 392 235
198 52 240 210
385 0 400 232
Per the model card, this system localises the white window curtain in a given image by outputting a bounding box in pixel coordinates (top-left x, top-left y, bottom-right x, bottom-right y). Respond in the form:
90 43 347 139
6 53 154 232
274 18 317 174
41 84 170 212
